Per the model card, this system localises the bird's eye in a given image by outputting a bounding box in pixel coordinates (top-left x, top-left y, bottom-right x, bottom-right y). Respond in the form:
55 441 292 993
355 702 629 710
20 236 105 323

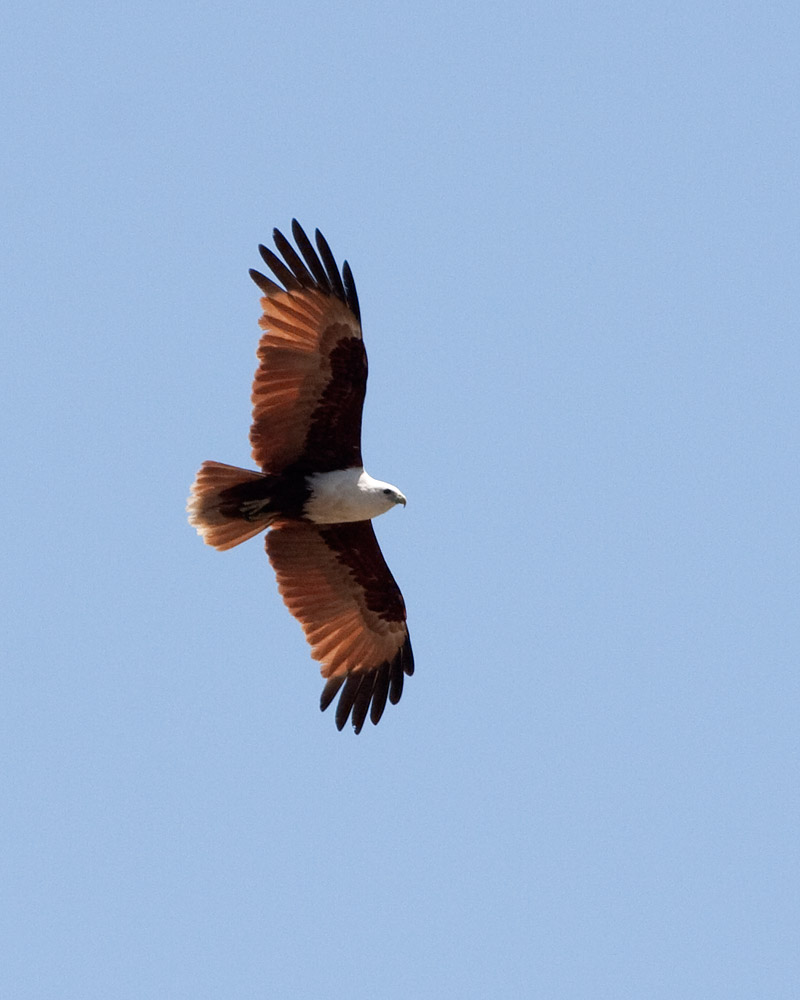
383 488 392 495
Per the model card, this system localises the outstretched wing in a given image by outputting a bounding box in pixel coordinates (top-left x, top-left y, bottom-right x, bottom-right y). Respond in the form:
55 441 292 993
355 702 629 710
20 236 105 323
266 520 414 733
249 221 366 474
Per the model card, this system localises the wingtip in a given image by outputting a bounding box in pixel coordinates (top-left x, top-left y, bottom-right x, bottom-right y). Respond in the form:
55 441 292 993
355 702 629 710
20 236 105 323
320 644 410 732
403 635 414 677
320 675 345 714
249 268 280 296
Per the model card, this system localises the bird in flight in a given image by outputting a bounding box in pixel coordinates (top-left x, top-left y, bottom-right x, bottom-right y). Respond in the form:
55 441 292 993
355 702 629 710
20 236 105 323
187 221 413 732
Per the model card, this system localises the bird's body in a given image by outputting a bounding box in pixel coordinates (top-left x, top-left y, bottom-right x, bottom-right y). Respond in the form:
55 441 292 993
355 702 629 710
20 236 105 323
187 222 413 732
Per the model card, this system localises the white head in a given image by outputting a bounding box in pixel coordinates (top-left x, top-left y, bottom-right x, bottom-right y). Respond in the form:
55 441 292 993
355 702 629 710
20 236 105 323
358 470 407 514
305 467 407 523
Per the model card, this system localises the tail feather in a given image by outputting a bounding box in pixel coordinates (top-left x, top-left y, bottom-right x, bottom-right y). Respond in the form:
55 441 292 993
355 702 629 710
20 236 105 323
187 461 274 551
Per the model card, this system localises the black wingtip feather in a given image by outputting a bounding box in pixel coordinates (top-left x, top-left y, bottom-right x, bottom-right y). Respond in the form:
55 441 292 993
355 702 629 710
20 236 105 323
350 672 377 734
389 637 414 705
320 675 345 713
249 268 281 296
314 229 347 301
369 662 391 726
291 220 332 291
335 674 364 732
389 662 405 705
402 635 414 676
342 260 361 322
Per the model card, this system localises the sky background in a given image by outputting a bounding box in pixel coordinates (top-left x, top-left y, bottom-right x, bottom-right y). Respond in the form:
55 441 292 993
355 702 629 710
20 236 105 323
3 1 799 997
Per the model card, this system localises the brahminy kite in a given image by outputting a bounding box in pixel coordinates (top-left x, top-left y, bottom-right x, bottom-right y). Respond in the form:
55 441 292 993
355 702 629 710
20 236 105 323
187 221 412 732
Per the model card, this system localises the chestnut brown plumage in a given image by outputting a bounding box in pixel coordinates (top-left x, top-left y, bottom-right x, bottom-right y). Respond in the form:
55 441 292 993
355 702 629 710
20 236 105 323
187 222 412 731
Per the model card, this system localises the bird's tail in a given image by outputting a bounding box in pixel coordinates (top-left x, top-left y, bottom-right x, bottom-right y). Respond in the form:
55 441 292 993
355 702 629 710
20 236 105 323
187 461 276 551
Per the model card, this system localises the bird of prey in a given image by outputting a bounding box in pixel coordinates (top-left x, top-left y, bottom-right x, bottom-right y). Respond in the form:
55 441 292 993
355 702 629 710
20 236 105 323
187 221 413 732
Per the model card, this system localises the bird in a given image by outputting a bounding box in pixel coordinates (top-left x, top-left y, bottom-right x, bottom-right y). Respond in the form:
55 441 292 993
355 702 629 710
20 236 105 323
187 221 413 733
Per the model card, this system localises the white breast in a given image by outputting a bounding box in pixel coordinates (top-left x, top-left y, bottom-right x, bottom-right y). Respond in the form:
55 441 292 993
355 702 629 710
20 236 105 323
304 467 401 524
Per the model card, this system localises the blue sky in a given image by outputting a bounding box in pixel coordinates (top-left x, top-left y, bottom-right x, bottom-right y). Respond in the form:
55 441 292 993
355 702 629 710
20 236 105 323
3 1 798 997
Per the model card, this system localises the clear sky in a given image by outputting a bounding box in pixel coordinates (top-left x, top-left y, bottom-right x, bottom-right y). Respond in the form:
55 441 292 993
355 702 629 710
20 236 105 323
3 2 798 997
